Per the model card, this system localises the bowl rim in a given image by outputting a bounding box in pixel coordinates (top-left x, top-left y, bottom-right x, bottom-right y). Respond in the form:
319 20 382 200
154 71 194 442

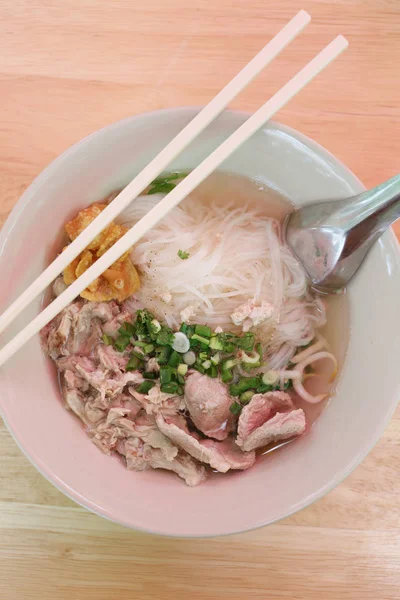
1 106 399 537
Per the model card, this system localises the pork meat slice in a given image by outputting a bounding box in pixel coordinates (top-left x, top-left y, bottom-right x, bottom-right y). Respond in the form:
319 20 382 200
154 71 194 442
201 438 256 470
237 391 294 440
237 391 306 452
184 372 234 440
119 438 207 486
156 415 255 472
76 361 143 400
97 344 129 371
130 385 183 417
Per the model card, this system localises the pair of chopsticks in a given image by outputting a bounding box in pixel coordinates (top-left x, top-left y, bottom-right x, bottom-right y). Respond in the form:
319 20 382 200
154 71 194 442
0 11 348 368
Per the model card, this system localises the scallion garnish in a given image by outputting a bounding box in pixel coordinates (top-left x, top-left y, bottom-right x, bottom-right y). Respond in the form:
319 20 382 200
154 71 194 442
177 249 190 260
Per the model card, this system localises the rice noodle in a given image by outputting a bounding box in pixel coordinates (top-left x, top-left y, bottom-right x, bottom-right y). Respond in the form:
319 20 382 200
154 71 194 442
118 190 327 368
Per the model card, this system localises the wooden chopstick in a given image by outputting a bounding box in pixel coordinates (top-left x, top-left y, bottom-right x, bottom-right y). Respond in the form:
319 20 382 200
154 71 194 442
0 10 311 338
0 34 348 368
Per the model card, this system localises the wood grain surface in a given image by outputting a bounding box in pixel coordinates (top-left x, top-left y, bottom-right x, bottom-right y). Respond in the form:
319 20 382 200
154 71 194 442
0 1 399 599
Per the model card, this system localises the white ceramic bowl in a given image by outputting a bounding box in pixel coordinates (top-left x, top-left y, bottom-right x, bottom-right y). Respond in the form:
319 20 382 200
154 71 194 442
1 108 399 537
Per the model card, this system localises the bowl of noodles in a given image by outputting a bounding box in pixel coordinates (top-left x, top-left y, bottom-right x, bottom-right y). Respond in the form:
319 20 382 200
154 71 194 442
0 107 399 537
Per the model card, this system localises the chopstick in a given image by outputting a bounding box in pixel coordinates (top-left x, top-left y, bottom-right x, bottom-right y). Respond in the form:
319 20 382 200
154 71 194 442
0 34 348 368
0 10 310 338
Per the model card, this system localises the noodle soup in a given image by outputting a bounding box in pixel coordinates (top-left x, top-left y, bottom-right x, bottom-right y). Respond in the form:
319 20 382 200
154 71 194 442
40 171 348 486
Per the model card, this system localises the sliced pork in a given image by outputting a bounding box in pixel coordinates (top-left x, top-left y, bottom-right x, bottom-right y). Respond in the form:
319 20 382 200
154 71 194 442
184 372 234 440
237 391 306 452
119 438 207 486
156 415 255 473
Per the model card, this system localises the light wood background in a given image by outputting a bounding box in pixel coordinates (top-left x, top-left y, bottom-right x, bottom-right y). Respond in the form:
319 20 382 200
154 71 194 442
0 1 399 599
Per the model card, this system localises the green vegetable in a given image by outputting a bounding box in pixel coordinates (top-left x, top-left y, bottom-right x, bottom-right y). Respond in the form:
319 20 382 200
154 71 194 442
168 350 182 368
126 355 141 371
209 336 223 351
230 377 260 397
177 363 188 376
179 323 188 334
177 249 190 260
156 327 174 346
160 366 172 385
114 335 131 352
222 358 237 371
199 351 209 361
143 343 155 355
137 380 155 394
176 385 184 396
102 333 113 346
193 363 206 374
229 401 242 416
155 346 172 365
256 384 274 394
236 332 255 352
202 360 211 370
191 333 210 346
142 371 158 379
161 382 179 394
194 324 212 338
221 369 233 383
148 181 176 195
152 172 186 184
150 319 161 334
118 322 135 337
240 390 254 404
209 365 218 378
210 352 220 365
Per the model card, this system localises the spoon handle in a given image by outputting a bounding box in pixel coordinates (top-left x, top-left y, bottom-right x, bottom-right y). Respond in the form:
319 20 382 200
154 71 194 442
334 173 400 234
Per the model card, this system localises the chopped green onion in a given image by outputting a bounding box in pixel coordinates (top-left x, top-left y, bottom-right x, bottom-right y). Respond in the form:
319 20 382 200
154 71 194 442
202 360 211 370
160 366 172 385
262 370 279 385
229 401 242 416
194 324 211 338
209 365 218 378
156 328 174 346
222 358 237 371
177 386 184 396
102 333 112 346
179 323 188 334
199 351 209 361
177 363 188 376
221 369 233 383
168 351 182 368
177 249 190 260
193 363 206 374
143 343 155 355
240 350 260 365
191 333 210 346
118 322 135 337
161 382 179 394
137 380 155 394
126 355 141 371
210 352 221 365
209 336 223 351
172 332 190 353
230 377 260 397
142 371 158 379
114 335 131 352
183 350 196 366
133 340 147 348
236 332 255 352
240 390 254 404
155 346 172 365
150 319 161 334
256 383 274 394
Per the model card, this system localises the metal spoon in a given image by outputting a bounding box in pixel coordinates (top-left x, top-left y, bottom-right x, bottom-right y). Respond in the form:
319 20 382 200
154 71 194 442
284 173 400 293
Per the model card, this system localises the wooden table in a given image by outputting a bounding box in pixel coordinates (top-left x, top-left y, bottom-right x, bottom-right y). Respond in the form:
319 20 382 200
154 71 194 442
0 2 399 598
